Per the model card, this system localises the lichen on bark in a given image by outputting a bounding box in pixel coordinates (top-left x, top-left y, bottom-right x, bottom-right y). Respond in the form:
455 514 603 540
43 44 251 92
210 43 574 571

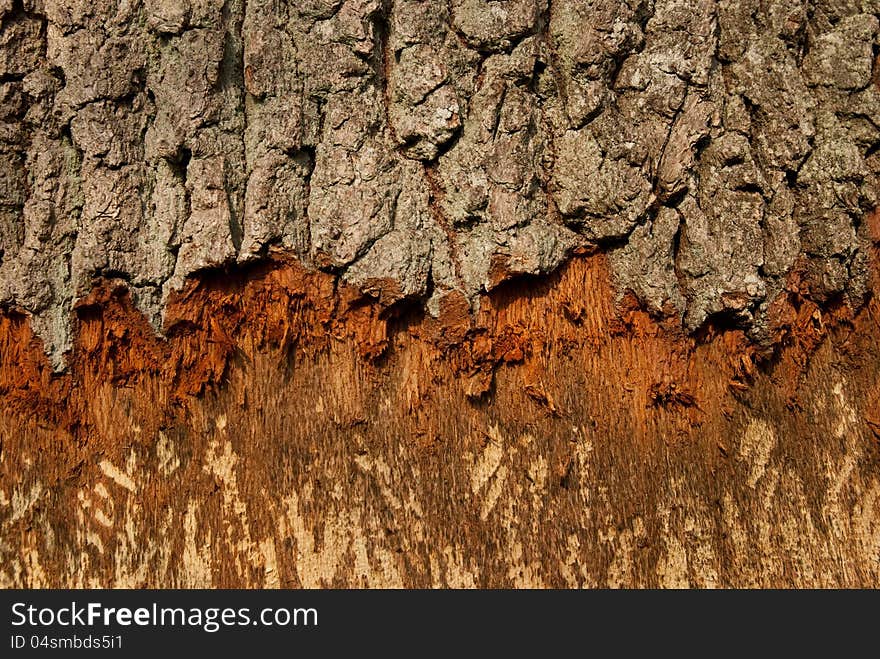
0 0 878 369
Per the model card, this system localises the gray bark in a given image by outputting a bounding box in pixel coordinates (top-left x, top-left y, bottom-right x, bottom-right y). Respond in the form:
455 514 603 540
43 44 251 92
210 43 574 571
1 0 878 368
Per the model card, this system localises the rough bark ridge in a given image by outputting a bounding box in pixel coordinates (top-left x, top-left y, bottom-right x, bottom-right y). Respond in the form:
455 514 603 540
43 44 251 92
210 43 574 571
1 1 879 368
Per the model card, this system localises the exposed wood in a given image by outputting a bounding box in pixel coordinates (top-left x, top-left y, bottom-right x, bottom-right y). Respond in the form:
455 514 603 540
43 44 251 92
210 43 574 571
2 253 879 587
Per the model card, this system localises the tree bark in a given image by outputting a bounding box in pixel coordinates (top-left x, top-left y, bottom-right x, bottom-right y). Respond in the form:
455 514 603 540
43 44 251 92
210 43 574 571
1 0 879 587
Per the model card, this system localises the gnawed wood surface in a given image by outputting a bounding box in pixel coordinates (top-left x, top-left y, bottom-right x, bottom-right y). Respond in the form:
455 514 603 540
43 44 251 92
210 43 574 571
2 254 879 587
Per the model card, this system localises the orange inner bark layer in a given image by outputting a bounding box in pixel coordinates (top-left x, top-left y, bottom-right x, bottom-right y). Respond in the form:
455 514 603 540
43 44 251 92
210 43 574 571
2 214 879 440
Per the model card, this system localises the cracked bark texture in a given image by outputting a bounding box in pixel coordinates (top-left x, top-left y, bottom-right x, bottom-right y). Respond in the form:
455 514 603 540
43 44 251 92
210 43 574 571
1 0 879 369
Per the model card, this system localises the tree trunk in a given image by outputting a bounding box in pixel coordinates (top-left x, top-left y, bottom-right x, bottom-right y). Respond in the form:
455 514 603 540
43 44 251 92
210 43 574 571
1 0 879 587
